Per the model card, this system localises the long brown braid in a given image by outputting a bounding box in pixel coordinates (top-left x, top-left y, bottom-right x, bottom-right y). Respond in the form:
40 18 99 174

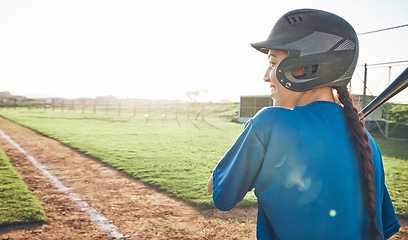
333 86 383 240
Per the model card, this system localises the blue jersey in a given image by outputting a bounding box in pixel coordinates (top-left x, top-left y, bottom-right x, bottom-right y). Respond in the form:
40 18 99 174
212 101 400 239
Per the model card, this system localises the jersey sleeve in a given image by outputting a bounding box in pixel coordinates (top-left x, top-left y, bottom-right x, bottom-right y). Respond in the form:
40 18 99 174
381 187 401 239
212 119 266 211
367 130 401 239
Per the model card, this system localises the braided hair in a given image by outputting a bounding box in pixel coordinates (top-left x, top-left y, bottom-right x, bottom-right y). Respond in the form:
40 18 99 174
333 86 383 240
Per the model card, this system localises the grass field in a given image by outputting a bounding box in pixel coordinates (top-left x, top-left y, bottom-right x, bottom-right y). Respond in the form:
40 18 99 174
0 105 406 221
0 146 47 225
371 130 408 220
0 107 257 210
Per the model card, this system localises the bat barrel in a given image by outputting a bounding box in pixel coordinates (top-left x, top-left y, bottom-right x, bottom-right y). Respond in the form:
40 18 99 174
359 67 408 120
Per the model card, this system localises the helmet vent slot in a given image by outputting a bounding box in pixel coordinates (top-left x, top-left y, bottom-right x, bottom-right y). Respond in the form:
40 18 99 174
286 16 303 24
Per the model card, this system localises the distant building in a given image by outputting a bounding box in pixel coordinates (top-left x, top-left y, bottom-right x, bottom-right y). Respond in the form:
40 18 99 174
238 94 382 123
352 95 382 122
0 91 27 101
0 91 13 100
238 95 273 123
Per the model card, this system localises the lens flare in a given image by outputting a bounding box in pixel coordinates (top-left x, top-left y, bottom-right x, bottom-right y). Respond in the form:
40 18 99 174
329 209 337 217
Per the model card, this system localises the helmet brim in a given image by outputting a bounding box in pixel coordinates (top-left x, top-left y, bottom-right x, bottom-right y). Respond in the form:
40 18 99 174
250 41 269 54
250 41 291 54
250 41 302 56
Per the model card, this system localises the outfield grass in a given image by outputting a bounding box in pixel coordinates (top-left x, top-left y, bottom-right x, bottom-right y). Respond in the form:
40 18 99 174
0 146 47 226
0 108 406 220
0 109 256 209
370 132 408 220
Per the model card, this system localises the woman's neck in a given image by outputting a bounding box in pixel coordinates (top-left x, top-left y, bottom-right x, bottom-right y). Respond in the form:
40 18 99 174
297 87 335 107
273 87 335 109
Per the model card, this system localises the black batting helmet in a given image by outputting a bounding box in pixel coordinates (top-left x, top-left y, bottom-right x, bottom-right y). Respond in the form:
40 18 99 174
251 9 359 92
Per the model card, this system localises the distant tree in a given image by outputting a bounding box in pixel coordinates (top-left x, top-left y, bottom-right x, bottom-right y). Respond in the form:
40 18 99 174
96 95 117 101
185 90 208 120
388 104 408 122
95 95 118 105
185 90 208 103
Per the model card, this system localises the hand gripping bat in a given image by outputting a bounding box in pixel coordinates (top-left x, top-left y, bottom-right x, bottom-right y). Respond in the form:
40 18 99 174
359 67 408 120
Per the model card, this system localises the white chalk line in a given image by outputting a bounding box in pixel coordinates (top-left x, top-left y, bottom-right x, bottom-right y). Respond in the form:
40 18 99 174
0 129 127 239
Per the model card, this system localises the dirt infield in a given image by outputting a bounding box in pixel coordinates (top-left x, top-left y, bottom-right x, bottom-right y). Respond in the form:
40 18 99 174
0 117 406 239
0 117 257 239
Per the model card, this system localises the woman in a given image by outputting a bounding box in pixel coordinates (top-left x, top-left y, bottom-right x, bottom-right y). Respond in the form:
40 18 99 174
207 9 400 240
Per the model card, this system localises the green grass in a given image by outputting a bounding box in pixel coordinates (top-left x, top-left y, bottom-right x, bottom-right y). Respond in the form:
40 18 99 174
0 107 406 220
385 122 408 139
0 147 47 226
0 109 255 209
371 131 408 219
371 122 408 220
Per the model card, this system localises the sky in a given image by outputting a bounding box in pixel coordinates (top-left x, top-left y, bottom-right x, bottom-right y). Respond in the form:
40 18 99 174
1 0 408 103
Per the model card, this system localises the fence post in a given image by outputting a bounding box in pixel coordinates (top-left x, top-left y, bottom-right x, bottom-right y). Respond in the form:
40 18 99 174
93 99 96 114
202 103 205 120
164 100 167 118
385 66 392 138
133 99 137 117
363 63 368 108
118 100 121 115
68 99 75 112
148 99 151 118
175 100 178 119
82 99 85 114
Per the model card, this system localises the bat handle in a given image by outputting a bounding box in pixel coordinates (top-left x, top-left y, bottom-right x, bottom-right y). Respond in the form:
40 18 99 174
359 67 408 120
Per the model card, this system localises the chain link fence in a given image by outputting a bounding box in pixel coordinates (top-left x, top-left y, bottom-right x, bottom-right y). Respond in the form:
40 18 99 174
0 97 239 121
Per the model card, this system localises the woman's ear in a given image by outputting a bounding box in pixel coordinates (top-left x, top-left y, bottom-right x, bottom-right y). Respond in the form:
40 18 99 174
292 65 318 79
292 66 309 78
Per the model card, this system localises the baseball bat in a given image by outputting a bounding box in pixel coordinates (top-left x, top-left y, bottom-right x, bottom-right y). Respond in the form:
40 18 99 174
359 67 408 120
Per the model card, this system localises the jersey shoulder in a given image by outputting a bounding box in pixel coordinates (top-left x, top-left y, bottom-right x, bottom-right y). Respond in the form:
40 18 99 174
251 106 301 127
253 106 294 120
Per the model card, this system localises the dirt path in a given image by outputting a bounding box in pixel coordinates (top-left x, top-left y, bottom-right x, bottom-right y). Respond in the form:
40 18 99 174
0 117 406 240
0 117 257 239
